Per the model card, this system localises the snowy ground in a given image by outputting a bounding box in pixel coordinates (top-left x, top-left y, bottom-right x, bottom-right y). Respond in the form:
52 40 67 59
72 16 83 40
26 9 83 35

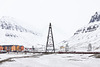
0 53 100 67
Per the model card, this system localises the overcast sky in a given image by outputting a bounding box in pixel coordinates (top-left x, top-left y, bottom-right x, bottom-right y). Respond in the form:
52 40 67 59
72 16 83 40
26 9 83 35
0 0 100 44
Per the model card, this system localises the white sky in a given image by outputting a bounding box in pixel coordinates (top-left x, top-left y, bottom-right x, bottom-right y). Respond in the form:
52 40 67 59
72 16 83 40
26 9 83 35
0 0 100 44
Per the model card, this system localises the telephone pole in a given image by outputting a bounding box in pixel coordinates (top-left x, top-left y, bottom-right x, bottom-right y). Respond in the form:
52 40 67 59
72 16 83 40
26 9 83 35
45 23 55 52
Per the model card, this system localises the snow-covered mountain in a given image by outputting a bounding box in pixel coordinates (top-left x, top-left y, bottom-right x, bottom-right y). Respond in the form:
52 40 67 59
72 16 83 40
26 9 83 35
63 12 100 52
0 16 41 48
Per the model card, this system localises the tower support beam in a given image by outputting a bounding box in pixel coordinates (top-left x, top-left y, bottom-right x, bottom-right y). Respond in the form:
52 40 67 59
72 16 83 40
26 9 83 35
45 23 55 52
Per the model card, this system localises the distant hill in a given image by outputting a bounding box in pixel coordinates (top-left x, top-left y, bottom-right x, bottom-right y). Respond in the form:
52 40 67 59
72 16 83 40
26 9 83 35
62 12 100 52
0 16 41 48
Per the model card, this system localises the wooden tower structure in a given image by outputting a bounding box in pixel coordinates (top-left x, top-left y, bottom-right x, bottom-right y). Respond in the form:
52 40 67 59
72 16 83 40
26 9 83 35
45 23 55 52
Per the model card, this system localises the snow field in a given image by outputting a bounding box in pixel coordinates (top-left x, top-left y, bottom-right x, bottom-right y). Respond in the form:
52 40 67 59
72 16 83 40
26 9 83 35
0 53 100 67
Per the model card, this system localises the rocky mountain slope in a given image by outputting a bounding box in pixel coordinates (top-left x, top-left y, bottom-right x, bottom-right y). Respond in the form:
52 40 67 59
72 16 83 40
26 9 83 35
63 12 100 52
0 16 41 48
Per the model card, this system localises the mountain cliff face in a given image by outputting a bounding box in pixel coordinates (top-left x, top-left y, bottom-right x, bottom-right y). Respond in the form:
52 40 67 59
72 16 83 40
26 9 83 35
89 12 100 23
0 16 40 48
74 12 100 35
0 16 36 35
64 12 100 52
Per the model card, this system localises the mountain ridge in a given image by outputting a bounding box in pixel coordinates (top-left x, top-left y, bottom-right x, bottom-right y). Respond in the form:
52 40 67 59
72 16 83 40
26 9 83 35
0 16 37 35
62 12 100 52
0 16 42 48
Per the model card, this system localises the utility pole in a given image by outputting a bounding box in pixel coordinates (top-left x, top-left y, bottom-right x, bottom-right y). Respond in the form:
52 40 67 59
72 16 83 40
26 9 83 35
45 23 55 53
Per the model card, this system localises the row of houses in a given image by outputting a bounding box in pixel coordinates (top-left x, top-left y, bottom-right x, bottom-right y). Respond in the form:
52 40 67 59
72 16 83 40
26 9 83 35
0 45 24 52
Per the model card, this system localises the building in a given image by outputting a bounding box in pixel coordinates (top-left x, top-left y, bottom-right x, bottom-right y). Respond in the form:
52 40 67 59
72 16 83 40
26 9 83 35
0 45 24 52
